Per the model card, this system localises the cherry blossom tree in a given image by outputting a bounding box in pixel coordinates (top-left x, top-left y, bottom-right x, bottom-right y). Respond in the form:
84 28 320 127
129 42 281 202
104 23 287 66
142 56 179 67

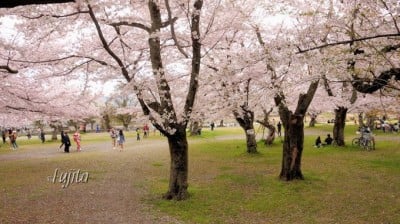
294 0 400 145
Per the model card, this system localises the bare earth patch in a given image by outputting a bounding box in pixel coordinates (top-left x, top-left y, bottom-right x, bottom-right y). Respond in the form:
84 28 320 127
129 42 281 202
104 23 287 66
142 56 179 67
0 136 183 223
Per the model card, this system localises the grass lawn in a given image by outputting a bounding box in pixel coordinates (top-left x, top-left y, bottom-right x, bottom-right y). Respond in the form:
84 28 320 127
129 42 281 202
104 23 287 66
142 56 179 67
0 124 399 223
150 125 400 223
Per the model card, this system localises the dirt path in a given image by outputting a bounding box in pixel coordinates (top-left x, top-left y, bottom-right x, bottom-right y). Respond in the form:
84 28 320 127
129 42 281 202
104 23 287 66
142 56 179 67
0 137 182 224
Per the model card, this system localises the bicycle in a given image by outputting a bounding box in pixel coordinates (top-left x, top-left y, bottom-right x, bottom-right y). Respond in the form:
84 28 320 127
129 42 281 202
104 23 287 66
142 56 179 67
352 136 374 151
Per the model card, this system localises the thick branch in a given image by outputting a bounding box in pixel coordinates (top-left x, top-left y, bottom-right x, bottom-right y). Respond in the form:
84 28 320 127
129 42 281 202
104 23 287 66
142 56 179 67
87 3 131 82
147 0 177 124
0 65 18 74
5 105 43 113
22 10 88 19
165 0 189 58
295 80 320 115
0 0 74 8
322 74 334 96
297 33 400 54
109 21 151 33
351 68 400 93
183 0 203 124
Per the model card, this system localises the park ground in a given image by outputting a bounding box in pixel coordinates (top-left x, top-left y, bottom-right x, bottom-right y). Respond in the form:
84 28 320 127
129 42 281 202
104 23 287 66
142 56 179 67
0 124 400 223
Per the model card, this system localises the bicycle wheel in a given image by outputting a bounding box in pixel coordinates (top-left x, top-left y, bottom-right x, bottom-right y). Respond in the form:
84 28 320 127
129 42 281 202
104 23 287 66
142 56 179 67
352 138 360 146
364 140 372 151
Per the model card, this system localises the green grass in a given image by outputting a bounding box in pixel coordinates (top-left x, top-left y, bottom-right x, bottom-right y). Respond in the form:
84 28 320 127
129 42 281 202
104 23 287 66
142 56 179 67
147 125 400 223
1 125 400 223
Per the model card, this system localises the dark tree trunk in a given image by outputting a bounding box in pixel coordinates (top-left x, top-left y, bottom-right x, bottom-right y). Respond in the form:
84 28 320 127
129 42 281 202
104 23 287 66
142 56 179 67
366 114 375 130
164 127 189 200
102 114 111 131
274 80 319 181
219 119 224 127
234 106 257 153
279 113 305 180
51 126 58 140
244 127 257 153
308 113 317 127
333 107 347 146
264 124 275 145
190 121 201 136
358 112 364 128
256 108 275 145
49 123 62 140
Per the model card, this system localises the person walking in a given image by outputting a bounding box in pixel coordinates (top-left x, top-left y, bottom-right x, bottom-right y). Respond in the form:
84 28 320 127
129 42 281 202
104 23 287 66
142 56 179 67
10 130 18 150
277 121 282 137
136 128 141 141
1 130 6 144
143 124 149 138
117 129 125 152
60 131 71 153
109 128 117 149
73 130 82 152
40 129 45 143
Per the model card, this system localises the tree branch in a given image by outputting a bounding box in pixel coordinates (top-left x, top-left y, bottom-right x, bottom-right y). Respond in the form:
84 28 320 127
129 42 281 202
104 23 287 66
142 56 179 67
165 0 189 58
109 21 151 33
21 10 88 19
351 68 400 93
0 65 18 74
87 3 131 82
183 0 203 124
296 33 400 54
294 79 320 115
0 0 74 8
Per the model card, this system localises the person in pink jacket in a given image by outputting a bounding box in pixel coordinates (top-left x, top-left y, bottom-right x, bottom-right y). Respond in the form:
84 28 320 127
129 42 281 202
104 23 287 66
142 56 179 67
73 130 82 152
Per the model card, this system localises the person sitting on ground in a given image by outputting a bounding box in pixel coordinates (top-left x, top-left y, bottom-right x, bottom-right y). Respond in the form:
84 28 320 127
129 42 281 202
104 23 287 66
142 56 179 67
324 134 333 145
315 136 322 148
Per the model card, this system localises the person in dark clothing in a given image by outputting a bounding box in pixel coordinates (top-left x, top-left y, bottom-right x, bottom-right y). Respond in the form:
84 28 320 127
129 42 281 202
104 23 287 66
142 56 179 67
1 130 6 144
315 136 322 148
277 121 282 137
324 134 333 145
60 131 71 153
210 122 215 131
40 129 45 143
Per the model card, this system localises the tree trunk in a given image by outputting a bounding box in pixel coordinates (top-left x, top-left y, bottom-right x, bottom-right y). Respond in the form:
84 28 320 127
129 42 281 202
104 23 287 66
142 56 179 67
163 128 189 201
274 80 320 181
190 121 201 136
366 114 375 130
245 127 257 153
333 107 347 146
236 121 257 153
358 112 364 128
256 108 275 145
279 113 305 180
219 119 224 127
264 124 275 145
102 114 111 131
51 126 58 140
49 123 61 141
234 106 257 153
308 114 317 127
